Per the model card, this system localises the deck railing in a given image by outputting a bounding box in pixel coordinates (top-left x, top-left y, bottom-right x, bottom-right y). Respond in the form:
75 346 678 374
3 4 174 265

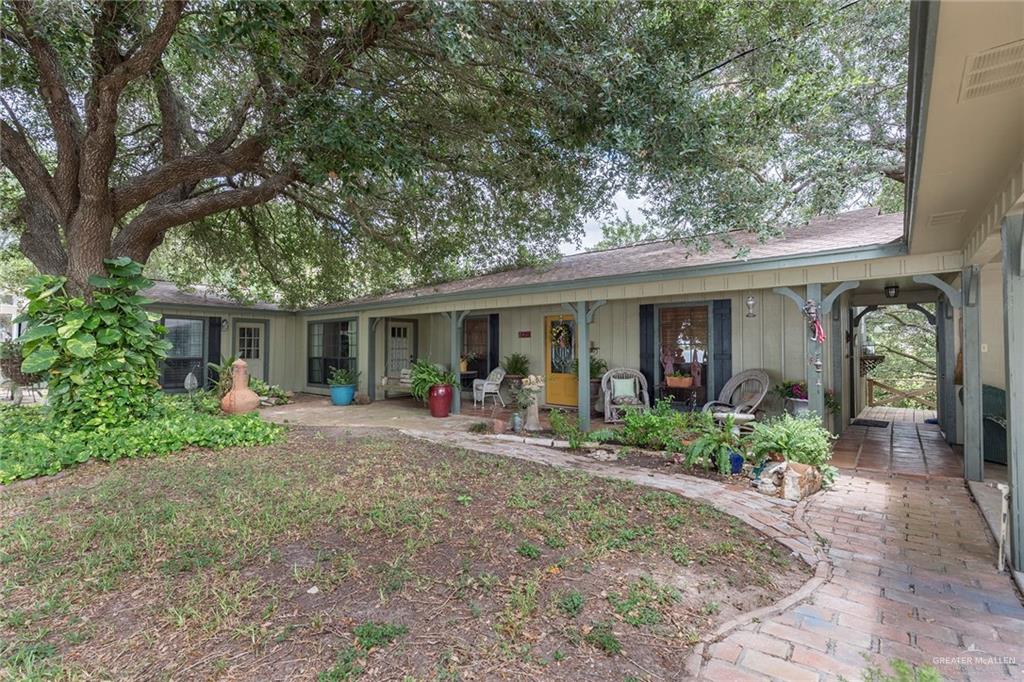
866 378 936 409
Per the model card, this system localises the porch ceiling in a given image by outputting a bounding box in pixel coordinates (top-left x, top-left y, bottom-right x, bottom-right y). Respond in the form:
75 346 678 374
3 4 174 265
909 1 1024 256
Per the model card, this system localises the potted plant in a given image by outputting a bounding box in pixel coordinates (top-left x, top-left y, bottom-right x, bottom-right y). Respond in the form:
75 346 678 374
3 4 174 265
459 351 480 373
409 358 458 417
666 371 692 388
502 352 530 392
328 366 360 406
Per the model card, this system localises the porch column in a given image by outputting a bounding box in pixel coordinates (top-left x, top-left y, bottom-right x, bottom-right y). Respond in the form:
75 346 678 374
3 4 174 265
962 265 984 482
1001 214 1024 570
935 299 957 444
562 299 606 432
447 310 466 414
357 312 371 397
367 317 380 402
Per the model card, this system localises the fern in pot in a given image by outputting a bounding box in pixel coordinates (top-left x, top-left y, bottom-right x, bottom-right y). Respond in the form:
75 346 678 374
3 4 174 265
409 359 458 417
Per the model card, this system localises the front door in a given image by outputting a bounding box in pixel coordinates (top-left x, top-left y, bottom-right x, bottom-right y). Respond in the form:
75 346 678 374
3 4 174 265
545 315 577 406
387 321 414 376
236 323 265 382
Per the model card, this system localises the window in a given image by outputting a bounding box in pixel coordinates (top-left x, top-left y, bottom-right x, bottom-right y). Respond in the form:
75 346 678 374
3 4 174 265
162 317 205 390
237 326 260 360
659 305 709 392
462 318 489 375
308 320 357 385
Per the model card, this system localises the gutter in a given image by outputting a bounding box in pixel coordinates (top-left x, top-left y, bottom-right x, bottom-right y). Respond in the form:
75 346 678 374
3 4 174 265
309 240 909 315
904 0 940 248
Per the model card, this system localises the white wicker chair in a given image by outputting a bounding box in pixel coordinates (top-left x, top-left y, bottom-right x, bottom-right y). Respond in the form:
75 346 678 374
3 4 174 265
602 368 650 423
703 369 770 416
473 367 506 407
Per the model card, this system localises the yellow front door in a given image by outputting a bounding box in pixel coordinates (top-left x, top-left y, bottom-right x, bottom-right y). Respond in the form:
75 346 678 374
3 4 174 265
545 315 577 406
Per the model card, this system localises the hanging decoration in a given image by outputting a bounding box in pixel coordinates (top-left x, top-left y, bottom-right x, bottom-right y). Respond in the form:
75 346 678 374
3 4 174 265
802 299 826 386
551 320 573 348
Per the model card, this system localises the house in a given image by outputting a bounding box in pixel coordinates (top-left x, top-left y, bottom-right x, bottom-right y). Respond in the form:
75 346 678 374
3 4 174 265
147 0 1024 573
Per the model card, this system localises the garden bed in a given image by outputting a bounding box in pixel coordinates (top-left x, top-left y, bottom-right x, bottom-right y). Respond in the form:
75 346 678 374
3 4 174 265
0 428 809 680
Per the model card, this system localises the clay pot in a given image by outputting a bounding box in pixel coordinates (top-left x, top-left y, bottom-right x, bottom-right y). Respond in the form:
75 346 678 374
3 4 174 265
428 383 453 418
221 359 260 414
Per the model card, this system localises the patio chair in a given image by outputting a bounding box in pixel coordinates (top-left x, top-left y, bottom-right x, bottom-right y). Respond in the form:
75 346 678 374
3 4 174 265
703 369 770 417
602 368 650 423
473 367 506 407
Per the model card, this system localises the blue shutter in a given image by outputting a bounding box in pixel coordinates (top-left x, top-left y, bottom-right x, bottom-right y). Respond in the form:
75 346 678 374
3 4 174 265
712 300 732 400
489 313 500 373
207 316 221 389
639 304 655 394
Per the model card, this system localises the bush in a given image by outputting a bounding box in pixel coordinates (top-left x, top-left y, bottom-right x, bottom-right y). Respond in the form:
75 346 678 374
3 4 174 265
0 398 283 485
502 352 530 376
16 259 170 430
748 414 834 469
548 408 585 449
621 400 714 451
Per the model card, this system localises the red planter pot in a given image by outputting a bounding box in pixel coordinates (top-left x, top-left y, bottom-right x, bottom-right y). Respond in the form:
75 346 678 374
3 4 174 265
428 383 453 418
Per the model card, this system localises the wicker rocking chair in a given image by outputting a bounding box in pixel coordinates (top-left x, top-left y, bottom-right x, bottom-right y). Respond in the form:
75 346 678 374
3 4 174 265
702 369 769 417
602 368 650 423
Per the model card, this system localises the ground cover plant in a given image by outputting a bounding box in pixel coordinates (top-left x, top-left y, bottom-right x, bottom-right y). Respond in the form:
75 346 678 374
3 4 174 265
0 398 283 484
0 429 808 680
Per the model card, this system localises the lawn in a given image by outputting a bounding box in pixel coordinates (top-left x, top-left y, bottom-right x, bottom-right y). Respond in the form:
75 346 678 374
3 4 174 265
0 428 809 680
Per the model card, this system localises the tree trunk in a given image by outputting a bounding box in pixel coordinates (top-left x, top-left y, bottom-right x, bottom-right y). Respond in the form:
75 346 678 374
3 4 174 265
60 205 117 297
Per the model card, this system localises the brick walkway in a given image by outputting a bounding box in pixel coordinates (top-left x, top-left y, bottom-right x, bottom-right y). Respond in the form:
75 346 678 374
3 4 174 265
832 422 964 479
404 430 1024 681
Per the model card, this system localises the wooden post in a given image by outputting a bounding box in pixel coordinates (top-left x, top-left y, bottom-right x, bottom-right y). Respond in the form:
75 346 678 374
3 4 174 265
447 311 465 414
962 265 983 482
1001 214 1024 570
367 317 377 401
575 300 591 432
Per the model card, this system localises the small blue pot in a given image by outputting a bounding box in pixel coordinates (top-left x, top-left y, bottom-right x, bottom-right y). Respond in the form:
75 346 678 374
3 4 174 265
729 450 744 475
330 384 356 406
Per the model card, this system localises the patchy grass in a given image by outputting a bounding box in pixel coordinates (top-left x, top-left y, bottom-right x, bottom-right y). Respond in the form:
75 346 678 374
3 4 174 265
0 428 807 679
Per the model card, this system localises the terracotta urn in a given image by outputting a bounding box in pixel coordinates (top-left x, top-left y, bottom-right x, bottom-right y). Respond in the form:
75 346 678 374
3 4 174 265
221 359 260 414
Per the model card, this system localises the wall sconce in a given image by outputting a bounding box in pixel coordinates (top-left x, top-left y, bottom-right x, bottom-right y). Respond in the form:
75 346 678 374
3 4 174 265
745 295 757 318
221 318 229 331
884 283 900 299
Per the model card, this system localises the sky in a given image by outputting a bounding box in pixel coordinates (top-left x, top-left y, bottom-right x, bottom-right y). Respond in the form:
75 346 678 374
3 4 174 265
559 191 650 255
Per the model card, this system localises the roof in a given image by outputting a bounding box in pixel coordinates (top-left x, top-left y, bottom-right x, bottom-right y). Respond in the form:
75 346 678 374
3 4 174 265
315 208 904 311
143 280 287 312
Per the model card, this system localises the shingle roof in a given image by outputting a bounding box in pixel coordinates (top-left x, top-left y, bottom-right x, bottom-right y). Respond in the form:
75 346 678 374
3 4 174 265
317 208 904 309
143 280 287 311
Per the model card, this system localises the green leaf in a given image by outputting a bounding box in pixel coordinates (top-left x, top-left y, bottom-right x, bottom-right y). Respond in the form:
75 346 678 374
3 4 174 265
17 324 57 344
57 320 84 339
21 348 58 373
96 328 123 345
87 275 119 289
65 333 98 359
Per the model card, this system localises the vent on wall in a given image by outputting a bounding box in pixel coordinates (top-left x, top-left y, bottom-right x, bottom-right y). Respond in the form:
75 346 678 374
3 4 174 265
960 39 1024 101
927 210 966 229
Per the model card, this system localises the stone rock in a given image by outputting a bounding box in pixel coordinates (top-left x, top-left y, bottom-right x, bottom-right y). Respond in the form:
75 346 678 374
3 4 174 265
755 462 788 497
354 393 372 405
782 461 822 501
221 359 260 414
757 478 778 495
588 449 617 462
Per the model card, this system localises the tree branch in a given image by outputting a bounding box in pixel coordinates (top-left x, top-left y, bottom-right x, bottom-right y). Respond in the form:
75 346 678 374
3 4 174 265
112 171 297 262
0 120 62 223
12 0 83 219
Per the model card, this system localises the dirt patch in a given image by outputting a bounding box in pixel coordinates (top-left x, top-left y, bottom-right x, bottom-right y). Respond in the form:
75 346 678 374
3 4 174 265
0 428 809 680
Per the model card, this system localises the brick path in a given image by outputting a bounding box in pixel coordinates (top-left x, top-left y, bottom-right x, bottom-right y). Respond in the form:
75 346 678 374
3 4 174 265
404 430 1024 681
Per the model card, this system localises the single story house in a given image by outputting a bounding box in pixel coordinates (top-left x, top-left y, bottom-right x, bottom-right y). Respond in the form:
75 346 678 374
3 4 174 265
147 0 1024 572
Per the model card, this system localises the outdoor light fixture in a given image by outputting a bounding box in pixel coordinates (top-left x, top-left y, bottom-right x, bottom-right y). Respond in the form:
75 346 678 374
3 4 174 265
745 295 757 318
884 283 900 299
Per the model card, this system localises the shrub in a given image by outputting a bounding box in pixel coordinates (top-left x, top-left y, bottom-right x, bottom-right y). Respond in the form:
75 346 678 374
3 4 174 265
16 259 170 430
748 414 834 469
0 399 283 484
548 408 585 449
686 416 744 474
501 352 530 376
621 400 713 451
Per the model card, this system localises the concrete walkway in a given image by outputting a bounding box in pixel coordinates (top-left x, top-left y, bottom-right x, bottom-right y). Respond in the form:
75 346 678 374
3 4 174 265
403 430 1024 681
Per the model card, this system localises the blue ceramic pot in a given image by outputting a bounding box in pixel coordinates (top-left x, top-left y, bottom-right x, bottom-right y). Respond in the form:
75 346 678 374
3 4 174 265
729 450 744 475
330 384 356 406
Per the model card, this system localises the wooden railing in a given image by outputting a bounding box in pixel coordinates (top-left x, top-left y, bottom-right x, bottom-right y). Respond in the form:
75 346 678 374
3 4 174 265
866 378 936 409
